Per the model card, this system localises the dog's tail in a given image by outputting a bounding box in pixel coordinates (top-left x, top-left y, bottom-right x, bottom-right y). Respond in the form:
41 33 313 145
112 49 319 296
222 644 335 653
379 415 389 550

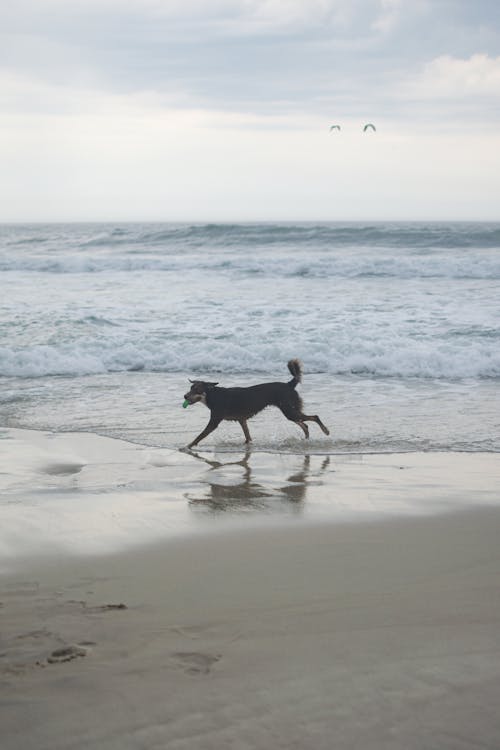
287 358 303 388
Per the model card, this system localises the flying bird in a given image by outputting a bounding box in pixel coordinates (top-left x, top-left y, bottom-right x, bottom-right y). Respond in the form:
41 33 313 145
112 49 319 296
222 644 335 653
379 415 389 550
329 125 341 131
363 123 376 132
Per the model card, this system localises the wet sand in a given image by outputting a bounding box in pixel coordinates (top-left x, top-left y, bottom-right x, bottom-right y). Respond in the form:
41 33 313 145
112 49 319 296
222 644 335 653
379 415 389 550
1 429 500 749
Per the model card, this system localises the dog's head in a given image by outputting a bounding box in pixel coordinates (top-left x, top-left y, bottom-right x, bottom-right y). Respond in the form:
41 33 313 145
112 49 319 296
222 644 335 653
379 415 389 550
183 379 219 406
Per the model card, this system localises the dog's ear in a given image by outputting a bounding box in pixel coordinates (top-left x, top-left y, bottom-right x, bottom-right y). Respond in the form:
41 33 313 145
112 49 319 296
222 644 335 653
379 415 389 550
205 381 219 388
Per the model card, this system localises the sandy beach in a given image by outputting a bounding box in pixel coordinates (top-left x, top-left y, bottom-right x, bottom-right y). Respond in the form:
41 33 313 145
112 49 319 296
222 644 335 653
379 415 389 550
2 429 500 749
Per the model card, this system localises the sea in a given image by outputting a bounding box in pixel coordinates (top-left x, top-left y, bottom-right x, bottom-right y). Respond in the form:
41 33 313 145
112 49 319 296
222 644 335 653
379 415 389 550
1 221 499 455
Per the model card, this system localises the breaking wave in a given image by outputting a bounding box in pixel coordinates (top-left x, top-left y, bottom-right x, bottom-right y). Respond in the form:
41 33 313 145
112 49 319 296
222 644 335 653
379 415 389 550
1 337 499 379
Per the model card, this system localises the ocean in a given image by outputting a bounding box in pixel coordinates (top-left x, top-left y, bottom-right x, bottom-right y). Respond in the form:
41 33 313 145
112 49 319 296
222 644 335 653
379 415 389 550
1 221 499 454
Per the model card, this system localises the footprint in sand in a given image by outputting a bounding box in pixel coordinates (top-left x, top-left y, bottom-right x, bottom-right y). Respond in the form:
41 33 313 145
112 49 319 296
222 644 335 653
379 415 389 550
47 645 88 664
66 601 128 613
15 628 52 640
42 462 84 476
171 651 221 675
85 603 128 613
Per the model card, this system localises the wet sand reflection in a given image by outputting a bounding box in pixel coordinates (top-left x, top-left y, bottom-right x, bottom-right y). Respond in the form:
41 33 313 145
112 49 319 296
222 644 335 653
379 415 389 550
184 449 331 515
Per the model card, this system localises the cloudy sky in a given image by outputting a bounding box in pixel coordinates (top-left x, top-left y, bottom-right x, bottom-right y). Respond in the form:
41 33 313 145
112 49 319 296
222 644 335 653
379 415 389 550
1 0 500 221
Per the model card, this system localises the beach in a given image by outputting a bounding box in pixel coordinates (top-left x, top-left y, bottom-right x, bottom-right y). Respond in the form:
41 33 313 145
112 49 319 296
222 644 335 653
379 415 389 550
2 428 500 749
2 222 500 747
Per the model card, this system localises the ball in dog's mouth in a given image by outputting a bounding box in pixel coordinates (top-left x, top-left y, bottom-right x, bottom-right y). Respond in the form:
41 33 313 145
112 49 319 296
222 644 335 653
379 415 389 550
182 400 190 408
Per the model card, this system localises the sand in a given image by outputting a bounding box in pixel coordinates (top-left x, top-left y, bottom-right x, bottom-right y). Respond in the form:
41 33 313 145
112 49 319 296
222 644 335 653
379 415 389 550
2 429 500 749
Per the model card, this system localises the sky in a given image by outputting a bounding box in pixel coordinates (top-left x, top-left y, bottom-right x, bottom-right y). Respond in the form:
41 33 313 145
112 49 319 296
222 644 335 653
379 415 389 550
1 0 500 221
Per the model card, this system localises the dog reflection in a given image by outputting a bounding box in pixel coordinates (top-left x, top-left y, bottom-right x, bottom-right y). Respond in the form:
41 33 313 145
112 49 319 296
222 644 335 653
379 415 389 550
184 449 330 514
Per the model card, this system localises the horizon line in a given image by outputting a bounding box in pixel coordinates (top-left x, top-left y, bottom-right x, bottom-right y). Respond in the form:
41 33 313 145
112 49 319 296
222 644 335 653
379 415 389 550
1 217 500 225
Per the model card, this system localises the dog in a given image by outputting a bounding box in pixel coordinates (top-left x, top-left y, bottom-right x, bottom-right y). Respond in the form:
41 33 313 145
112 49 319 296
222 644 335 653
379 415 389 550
183 359 329 448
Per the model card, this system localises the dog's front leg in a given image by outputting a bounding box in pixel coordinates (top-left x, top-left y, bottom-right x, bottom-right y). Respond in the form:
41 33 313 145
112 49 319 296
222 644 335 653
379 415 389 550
188 416 222 448
238 419 252 444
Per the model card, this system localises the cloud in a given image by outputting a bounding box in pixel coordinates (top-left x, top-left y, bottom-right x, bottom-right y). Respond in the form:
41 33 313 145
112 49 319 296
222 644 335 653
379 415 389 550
371 0 403 34
1 3 498 126
411 53 500 98
1 1 408 37
2 0 500 220
397 53 500 126
0 0 435 121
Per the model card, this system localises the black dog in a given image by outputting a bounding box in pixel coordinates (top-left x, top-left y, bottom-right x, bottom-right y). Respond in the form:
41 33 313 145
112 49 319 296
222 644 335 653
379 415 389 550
183 359 329 448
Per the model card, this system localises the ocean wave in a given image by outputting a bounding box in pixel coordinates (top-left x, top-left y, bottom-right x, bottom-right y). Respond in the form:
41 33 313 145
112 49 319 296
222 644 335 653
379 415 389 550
2 221 499 279
1 338 499 380
73 222 500 249
1 250 499 279
76 316 121 327
0 255 181 274
3 221 500 249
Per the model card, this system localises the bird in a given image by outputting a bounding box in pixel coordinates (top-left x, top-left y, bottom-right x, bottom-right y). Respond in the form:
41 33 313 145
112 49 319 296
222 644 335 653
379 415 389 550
329 124 341 131
363 123 376 132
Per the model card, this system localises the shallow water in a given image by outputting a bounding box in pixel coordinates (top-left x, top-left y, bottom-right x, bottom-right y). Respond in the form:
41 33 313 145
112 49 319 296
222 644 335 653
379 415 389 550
1 370 499 454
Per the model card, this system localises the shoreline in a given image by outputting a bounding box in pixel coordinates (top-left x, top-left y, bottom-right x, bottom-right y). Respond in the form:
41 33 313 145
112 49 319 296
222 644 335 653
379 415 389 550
6 420 500 455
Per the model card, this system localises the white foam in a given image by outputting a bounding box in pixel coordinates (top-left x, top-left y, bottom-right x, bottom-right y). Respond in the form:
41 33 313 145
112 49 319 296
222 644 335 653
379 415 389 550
1 335 499 379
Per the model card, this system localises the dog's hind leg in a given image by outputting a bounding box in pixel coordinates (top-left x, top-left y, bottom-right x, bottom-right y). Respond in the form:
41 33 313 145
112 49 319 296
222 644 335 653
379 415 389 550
297 420 310 438
238 419 252 444
188 417 222 448
279 403 329 439
302 414 330 435
278 404 310 438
